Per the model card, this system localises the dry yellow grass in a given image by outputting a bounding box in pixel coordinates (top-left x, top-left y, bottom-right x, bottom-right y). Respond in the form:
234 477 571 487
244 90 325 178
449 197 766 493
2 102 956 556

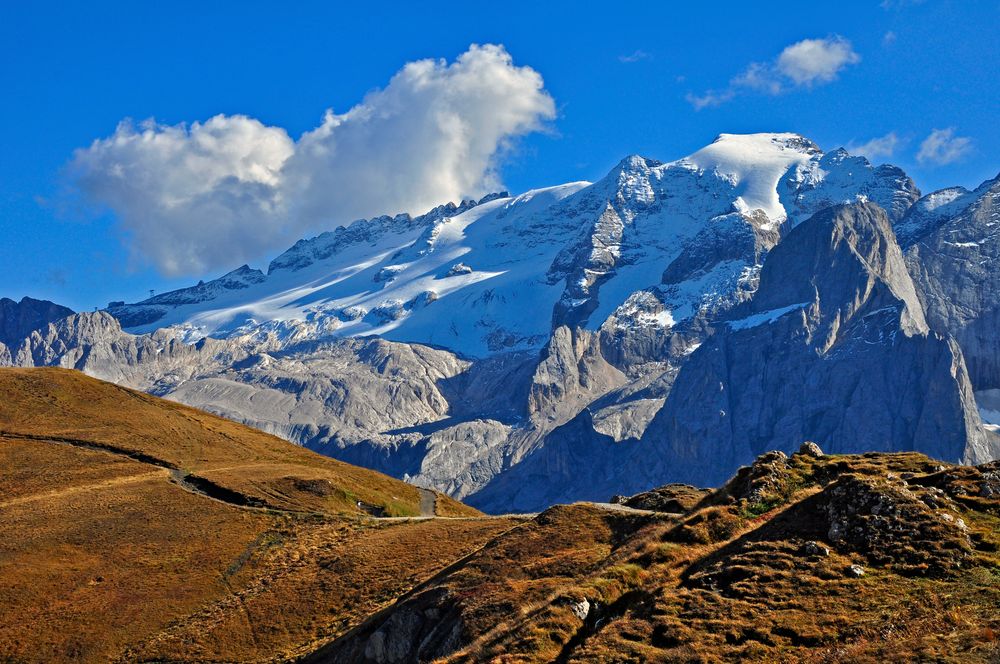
309 451 1000 663
439 453 1000 663
0 367 509 663
0 367 460 516
0 436 274 662
6 367 998 663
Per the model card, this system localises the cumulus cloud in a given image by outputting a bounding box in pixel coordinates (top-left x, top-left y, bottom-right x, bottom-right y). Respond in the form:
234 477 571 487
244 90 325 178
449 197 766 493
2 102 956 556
846 132 902 160
283 44 554 233
776 37 861 86
71 116 294 275
69 44 555 277
917 128 973 166
687 36 860 109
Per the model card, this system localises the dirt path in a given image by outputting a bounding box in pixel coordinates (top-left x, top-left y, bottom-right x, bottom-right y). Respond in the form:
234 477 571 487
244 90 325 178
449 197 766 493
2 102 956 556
1 432 539 522
1 432 292 514
579 501 678 517
0 469 169 509
417 488 437 517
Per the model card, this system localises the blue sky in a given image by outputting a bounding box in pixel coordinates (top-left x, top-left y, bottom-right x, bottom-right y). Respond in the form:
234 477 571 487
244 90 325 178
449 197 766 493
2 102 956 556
2 0 998 311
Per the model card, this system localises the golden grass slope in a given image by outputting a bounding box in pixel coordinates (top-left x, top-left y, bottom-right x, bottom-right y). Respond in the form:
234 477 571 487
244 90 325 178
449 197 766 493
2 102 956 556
310 451 1000 663
0 367 471 517
0 367 508 663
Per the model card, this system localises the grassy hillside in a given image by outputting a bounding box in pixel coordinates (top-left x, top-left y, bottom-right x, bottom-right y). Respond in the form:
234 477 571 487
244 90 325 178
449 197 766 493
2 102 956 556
314 449 1000 663
5 367 998 662
0 367 482 517
0 367 507 663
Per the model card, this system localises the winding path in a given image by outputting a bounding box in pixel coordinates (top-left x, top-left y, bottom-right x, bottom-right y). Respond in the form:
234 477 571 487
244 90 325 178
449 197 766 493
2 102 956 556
417 488 437 517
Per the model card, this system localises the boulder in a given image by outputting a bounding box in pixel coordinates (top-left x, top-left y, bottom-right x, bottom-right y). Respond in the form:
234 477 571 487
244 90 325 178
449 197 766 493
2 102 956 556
798 442 824 458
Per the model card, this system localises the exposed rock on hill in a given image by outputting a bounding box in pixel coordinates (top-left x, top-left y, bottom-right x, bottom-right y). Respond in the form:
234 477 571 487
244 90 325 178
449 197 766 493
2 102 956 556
611 483 711 513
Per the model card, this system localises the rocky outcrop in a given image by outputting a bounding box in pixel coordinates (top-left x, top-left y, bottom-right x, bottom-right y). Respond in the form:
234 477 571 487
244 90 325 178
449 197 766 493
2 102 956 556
612 483 711 513
526 325 626 428
818 475 973 574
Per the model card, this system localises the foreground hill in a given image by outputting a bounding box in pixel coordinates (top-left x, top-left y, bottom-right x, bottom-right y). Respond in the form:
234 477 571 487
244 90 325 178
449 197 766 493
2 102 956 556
0 367 482 517
0 368 504 663
308 446 1000 663
3 368 998 662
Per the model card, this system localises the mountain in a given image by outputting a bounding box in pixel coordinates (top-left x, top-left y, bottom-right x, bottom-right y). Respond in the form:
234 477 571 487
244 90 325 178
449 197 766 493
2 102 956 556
0 296 73 358
5 132 998 513
0 367 499 663
899 175 1000 392
646 202 990 477
467 202 993 510
104 134 918 358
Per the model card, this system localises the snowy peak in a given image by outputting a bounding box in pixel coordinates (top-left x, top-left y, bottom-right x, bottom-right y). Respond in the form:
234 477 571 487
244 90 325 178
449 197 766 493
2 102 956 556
678 133 820 221
266 193 508 275
780 148 920 228
103 132 924 358
896 173 1000 247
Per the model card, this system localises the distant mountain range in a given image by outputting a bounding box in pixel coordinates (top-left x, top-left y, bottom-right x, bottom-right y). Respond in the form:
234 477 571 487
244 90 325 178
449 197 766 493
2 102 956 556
4 132 999 512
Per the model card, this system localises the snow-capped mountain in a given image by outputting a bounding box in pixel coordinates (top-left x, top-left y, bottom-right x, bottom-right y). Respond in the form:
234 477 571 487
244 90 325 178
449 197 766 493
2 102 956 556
107 133 917 358
6 132 997 512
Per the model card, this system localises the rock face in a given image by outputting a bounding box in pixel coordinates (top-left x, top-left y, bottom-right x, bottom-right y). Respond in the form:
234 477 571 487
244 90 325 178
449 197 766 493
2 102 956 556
0 296 73 349
467 202 995 509
639 203 992 487
899 174 1000 389
4 134 996 513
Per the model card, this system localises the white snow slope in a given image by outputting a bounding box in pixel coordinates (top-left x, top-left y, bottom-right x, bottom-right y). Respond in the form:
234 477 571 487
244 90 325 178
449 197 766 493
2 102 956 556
110 133 916 358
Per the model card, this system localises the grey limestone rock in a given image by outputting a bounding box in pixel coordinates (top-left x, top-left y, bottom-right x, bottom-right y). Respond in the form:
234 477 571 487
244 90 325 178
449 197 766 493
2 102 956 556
0 296 73 348
901 174 1000 389
638 202 993 487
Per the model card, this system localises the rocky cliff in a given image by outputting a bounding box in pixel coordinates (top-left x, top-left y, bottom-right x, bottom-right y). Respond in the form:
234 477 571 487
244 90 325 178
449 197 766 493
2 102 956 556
900 175 1000 390
643 202 991 485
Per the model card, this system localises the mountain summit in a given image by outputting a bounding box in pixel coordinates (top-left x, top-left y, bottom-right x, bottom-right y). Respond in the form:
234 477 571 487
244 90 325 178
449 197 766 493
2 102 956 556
105 133 918 358
4 133 997 512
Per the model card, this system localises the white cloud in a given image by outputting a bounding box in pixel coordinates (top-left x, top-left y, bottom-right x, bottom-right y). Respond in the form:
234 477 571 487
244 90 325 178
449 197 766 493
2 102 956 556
687 36 860 109
70 115 294 275
69 44 555 277
284 44 554 234
917 128 974 166
776 36 861 86
846 132 902 160
882 31 897 46
685 89 735 111
728 61 784 96
618 50 650 64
